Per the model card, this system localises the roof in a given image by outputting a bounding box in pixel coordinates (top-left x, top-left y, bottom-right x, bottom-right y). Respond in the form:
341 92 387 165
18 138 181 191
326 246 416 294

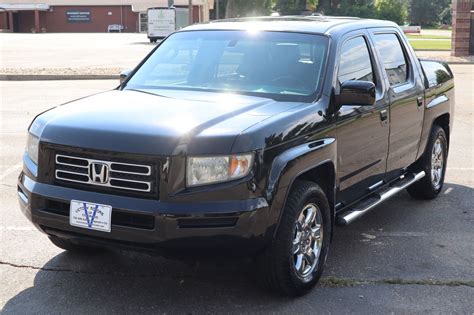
0 0 211 12
184 16 399 36
0 3 50 11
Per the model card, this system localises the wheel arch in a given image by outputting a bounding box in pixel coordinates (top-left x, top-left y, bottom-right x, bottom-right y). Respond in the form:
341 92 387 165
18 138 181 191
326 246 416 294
296 162 336 221
265 138 337 241
432 113 450 150
417 112 451 163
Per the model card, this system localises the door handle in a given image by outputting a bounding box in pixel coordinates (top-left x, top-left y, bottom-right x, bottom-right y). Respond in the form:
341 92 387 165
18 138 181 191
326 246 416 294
417 96 424 107
380 109 388 122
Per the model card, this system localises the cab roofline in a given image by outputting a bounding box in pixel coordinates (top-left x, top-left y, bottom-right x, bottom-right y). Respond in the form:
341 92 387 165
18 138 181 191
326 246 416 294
182 15 399 36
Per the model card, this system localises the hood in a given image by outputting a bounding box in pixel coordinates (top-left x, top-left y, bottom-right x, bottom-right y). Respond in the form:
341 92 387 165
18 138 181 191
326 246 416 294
31 89 302 155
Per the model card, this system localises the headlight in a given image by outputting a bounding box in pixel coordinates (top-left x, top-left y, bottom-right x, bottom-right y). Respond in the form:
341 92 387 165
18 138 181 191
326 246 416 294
26 133 39 164
187 153 254 187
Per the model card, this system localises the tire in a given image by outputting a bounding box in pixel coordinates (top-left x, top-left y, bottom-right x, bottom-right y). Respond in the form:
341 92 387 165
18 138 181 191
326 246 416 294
257 180 331 296
407 125 448 200
48 236 101 253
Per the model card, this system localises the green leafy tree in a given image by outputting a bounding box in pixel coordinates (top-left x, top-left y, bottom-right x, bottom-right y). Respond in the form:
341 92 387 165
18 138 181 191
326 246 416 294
225 0 272 18
316 0 333 13
376 0 408 25
438 3 452 25
316 0 376 17
275 0 308 15
408 0 451 26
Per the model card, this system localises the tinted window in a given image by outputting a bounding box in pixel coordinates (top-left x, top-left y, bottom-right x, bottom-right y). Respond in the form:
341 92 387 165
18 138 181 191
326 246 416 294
374 34 409 86
338 37 374 84
420 60 452 88
126 31 329 101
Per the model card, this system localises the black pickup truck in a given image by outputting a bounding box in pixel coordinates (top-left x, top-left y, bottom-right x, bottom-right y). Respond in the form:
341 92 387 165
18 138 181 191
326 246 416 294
18 16 455 296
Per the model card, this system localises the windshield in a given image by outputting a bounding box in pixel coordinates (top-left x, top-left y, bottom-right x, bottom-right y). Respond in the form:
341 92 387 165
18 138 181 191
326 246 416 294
125 30 329 101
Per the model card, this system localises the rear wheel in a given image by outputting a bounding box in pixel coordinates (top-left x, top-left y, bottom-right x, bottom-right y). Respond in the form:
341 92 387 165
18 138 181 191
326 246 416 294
257 181 331 296
407 125 448 199
48 236 101 253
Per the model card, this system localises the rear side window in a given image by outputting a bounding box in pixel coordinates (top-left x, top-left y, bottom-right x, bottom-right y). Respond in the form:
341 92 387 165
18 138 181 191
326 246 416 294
374 34 409 86
338 36 374 84
420 60 452 88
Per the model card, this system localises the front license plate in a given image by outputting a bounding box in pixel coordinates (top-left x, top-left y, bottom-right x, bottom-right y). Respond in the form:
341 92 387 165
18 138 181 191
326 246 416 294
70 200 112 233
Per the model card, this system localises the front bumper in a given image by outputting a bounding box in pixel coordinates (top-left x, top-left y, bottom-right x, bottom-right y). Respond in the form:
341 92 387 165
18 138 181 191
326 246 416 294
17 172 272 257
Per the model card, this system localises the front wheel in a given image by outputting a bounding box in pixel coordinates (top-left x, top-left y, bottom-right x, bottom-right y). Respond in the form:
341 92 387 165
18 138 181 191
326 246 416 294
257 181 331 296
407 125 448 199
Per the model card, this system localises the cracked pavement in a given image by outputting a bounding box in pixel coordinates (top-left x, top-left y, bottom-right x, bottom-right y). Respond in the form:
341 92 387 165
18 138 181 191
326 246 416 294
0 65 473 313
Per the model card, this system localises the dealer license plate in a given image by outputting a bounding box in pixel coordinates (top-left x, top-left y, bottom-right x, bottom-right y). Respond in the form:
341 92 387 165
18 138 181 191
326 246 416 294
69 200 112 233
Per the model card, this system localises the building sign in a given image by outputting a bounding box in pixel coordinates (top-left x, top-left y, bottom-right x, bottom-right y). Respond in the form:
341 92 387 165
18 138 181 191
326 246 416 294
66 10 91 23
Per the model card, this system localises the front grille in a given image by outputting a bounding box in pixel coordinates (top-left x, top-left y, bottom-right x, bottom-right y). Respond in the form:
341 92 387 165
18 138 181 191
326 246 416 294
55 154 154 194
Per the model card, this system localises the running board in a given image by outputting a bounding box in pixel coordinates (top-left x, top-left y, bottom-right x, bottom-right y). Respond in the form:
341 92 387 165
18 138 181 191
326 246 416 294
336 171 426 226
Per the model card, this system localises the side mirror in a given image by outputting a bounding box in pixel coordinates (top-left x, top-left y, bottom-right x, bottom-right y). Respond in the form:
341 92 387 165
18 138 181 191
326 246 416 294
338 80 376 106
119 69 132 85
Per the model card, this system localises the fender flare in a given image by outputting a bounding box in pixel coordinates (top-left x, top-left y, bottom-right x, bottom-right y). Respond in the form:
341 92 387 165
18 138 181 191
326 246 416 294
264 138 337 239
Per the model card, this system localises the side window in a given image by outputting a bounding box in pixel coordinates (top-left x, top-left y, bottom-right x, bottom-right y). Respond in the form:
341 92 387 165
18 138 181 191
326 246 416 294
374 33 409 86
338 36 374 84
420 60 452 88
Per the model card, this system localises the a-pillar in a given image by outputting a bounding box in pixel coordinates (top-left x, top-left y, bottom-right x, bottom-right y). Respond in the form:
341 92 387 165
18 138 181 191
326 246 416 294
452 0 472 56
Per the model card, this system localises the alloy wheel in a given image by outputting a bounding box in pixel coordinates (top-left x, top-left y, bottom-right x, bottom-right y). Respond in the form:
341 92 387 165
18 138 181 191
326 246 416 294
431 138 444 190
292 203 323 278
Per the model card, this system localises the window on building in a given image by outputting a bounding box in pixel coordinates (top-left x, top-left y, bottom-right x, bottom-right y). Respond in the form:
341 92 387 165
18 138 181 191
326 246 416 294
338 36 374 84
374 34 409 86
139 13 147 33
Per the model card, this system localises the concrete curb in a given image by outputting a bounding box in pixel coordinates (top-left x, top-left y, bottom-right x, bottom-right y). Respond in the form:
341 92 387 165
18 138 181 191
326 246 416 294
0 74 118 81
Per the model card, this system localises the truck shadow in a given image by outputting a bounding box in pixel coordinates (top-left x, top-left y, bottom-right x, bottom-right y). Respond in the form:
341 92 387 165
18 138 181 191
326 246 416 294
2 182 472 313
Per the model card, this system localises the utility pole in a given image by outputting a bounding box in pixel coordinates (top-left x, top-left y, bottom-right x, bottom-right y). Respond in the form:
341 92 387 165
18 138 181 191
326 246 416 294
216 0 219 20
188 0 193 25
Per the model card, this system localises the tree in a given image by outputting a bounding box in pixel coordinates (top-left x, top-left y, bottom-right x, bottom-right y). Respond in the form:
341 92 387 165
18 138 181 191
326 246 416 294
376 0 408 25
408 0 451 26
316 0 333 13
316 0 376 17
438 2 452 25
275 0 308 15
225 0 272 18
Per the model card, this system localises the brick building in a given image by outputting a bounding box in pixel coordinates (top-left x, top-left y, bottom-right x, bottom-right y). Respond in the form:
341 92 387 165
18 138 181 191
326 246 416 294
452 0 473 56
0 0 211 33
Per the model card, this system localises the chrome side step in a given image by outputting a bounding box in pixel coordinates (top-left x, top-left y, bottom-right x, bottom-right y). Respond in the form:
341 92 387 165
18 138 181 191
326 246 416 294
336 171 426 226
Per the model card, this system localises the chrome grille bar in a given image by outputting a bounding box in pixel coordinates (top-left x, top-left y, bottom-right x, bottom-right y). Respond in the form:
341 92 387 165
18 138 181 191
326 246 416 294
55 154 152 193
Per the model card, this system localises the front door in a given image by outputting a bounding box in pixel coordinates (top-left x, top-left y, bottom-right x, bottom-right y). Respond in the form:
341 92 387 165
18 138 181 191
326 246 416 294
335 32 390 205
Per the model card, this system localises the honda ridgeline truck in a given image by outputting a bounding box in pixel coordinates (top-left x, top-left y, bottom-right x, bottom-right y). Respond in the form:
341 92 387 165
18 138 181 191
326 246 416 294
18 17 455 296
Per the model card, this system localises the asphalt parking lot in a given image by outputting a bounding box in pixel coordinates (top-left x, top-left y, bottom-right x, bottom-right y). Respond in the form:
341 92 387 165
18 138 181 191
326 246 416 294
0 65 473 313
0 33 155 75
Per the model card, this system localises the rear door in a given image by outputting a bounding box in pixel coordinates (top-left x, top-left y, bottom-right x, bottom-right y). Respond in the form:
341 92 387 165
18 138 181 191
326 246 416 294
368 29 426 178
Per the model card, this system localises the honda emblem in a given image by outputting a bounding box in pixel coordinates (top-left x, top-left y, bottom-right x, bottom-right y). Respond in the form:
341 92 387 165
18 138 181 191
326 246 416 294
90 163 109 184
